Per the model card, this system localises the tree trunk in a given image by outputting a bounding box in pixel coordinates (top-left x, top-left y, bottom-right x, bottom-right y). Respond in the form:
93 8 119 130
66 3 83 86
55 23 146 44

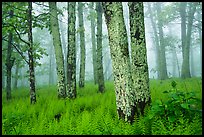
182 3 197 78
78 2 86 88
14 63 19 89
102 2 134 123
90 2 98 84
180 2 190 79
49 2 66 98
190 40 194 77
147 3 161 79
6 31 13 100
96 2 105 93
2 67 5 89
27 2 36 104
129 2 151 117
155 2 168 80
67 2 76 98
168 26 179 77
198 25 202 77
49 44 53 85
59 14 67 84
6 9 14 100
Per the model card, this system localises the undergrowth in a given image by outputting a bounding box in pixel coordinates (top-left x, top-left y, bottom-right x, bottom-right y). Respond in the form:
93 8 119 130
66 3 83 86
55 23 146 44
2 78 202 135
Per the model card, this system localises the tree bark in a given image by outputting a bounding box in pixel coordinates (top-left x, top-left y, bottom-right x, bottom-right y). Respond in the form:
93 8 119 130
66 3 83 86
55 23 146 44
155 2 168 80
78 2 86 88
190 40 194 77
90 2 98 85
14 63 19 89
198 24 202 77
180 2 191 79
129 2 151 117
59 14 67 83
67 2 76 98
49 2 66 98
102 2 134 123
96 2 105 93
27 2 36 104
49 44 53 85
147 3 161 79
6 9 15 100
181 3 197 78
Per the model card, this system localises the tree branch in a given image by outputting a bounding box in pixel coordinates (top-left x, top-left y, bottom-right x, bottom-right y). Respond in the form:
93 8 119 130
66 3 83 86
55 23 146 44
2 38 29 64
12 25 30 46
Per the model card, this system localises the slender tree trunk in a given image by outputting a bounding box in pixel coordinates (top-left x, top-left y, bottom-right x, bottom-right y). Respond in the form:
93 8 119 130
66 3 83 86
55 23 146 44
190 40 194 77
147 3 161 79
90 2 98 85
2 68 5 89
78 2 86 88
198 26 202 77
168 26 179 77
197 7 202 77
27 2 36 104
156 2 168 80
102 2 134 123
179 2 187 60
180 2 190 79
14 63 19 89
59 15 67 83
129 2 151 117
182 3 197 78
49 2 66 98
6 9 14 100
49 46 52 85
104 58 111 80
67 2 76 98
96 2 105 93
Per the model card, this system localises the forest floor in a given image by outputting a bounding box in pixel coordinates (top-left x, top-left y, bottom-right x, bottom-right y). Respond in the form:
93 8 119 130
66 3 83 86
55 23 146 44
2 77 202 135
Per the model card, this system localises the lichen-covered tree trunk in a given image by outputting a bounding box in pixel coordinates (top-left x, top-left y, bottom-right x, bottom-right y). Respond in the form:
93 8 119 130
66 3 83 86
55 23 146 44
102 2 134 123
6 10 14 100
78 2 85 88
128 2 151 117
155 2 168 80
49 2 66 98
147 3 161 79
27 2 36 104
96 2 105 93
59 15 67 83
67 2 76 98
90 2 98 85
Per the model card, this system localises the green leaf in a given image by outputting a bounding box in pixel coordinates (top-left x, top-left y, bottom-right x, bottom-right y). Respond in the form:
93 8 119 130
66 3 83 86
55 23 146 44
171 80 177 88
168 115 176 123
180 103 189 109
163 90 169 93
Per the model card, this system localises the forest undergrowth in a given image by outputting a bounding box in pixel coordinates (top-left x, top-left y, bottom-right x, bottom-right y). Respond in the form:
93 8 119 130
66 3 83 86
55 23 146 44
2 78 202 135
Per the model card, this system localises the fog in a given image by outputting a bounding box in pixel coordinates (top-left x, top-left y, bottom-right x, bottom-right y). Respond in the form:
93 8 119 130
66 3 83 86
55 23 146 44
8 2 202 88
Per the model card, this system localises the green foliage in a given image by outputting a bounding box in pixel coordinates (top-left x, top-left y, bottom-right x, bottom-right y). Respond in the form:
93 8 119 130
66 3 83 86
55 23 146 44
2 78 202 135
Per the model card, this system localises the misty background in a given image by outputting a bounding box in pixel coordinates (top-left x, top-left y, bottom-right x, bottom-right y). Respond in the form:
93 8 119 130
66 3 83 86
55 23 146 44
6 2 202 88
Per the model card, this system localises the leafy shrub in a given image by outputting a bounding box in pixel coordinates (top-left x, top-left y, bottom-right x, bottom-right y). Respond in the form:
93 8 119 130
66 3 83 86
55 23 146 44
148 80 202 127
